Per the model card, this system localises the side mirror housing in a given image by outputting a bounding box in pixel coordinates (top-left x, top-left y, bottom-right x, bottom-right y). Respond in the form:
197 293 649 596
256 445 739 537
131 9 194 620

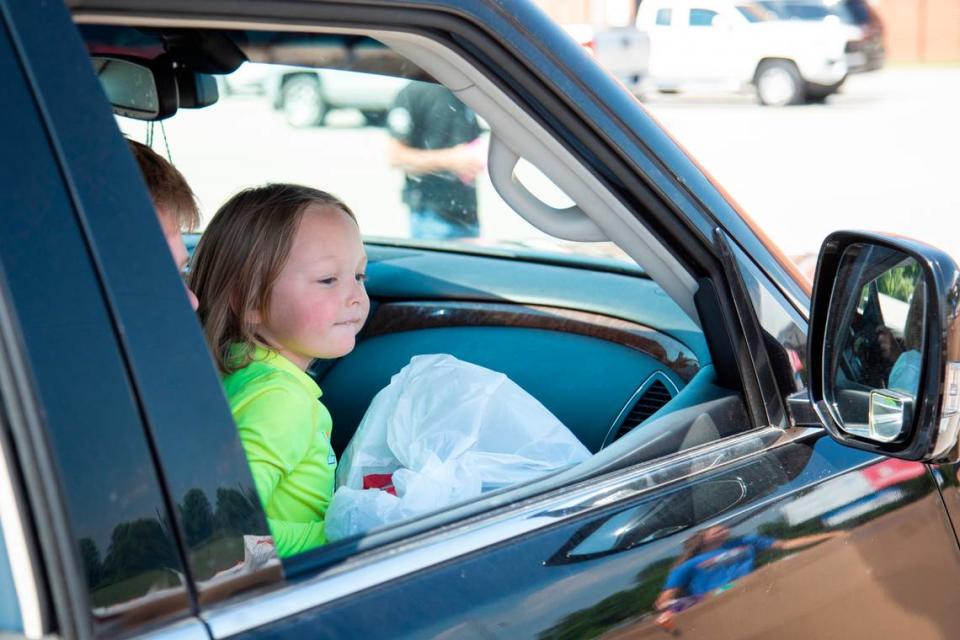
803 231 960 462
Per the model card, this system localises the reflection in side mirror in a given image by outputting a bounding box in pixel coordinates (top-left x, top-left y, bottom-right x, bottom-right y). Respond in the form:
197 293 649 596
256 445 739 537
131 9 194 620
92 57 161 119
820 243 926 446
803 231 960 462
868 389 914 442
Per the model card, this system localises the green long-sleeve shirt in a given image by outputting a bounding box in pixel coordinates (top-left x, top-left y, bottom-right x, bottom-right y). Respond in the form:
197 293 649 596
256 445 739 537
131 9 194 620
223 345 336 558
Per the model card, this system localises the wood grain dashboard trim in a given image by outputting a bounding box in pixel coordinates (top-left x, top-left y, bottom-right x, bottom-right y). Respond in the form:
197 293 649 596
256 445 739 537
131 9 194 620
363 301 700 381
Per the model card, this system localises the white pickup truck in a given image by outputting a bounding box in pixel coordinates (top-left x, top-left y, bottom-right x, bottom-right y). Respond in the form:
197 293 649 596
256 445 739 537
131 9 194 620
562 24 650 95
635 0 863 105
220 63 408 127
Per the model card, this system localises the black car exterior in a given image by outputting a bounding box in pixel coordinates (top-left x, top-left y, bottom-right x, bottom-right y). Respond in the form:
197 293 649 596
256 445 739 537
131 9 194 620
0 1 957 639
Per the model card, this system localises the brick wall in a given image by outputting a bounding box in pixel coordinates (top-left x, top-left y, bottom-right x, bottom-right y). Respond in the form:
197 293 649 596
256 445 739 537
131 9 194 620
535 0 591 24
534 0 639 26
536 0 960 61
877 0 960 62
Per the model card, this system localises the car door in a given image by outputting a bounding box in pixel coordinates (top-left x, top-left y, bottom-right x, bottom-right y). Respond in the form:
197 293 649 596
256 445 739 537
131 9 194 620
16 1 960 640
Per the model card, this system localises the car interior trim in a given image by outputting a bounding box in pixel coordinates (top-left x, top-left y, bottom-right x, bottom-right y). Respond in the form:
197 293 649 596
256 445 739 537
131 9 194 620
599 370 680 448
486 132 608 241
201 424 818 637
363 301 700 382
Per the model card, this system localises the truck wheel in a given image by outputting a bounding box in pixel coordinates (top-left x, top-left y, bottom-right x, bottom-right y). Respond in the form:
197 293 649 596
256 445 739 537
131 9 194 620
282 75 327 127
805 79 844 103
755 61 803 107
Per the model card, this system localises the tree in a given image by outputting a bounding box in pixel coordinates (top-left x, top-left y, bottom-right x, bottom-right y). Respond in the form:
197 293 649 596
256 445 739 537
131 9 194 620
180 488 214 546
78 537 102 588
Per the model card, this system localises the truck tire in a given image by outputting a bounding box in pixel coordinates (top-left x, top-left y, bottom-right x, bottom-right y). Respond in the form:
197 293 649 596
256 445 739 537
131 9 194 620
755 60 804 107
282 75 327 127
805 78 845 103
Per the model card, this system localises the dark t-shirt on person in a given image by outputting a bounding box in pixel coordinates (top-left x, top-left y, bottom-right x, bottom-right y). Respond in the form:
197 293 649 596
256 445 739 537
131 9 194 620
387 81 482 229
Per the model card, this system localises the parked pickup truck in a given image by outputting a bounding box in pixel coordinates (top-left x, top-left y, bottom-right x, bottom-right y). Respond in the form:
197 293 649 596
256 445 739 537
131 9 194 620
221 63 408 127
562 23 650 94
636 0 863 105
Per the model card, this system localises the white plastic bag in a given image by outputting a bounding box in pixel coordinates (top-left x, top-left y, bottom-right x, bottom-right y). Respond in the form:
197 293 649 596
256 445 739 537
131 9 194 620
325 354 590 540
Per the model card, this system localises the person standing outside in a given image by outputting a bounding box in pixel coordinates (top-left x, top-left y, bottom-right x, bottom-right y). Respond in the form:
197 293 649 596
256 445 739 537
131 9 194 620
386 81 485 240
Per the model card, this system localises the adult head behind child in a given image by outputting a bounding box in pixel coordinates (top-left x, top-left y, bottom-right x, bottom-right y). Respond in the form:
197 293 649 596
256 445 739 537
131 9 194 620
189 183 368 374
127 139 201 310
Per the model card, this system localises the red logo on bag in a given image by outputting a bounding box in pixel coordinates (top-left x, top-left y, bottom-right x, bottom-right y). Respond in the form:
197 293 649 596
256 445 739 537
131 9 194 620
363 473 397 496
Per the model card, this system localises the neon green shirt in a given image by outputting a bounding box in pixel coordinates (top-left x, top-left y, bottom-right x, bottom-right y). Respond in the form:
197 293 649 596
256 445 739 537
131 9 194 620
223 345 336 558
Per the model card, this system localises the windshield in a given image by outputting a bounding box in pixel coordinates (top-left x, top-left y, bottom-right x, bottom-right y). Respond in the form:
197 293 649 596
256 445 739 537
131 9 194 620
756 0 856 22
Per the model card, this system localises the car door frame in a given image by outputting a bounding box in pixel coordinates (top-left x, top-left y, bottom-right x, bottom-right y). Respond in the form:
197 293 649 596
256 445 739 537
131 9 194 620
27 0 884 636
1 0 277 637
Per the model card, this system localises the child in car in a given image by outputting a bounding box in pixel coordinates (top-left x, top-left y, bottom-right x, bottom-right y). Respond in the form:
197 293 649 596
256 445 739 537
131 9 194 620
189 183 369 558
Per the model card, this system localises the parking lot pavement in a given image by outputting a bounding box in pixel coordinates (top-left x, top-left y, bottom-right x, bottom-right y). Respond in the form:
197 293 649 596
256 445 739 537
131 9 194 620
640 67 960 262
128 66 960 263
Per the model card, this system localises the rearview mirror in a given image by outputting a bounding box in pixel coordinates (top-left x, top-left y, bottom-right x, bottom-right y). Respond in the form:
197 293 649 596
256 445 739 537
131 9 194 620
803 231 960 462
91 56 178 120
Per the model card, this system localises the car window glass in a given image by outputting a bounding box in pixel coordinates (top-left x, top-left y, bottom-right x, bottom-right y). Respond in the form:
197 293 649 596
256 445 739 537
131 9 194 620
689 9 719 26
0 520 22 633
114 52 636 269
656 8 673 25
733 243 809 389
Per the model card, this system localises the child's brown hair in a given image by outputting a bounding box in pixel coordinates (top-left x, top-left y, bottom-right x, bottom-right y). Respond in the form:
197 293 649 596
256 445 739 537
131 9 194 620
127 139 201 232
189 183 356 374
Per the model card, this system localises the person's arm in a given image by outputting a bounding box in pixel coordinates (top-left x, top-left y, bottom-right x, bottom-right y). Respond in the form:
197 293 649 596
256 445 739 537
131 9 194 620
770 531 843 552
386 137 484 180
234 383 329 557
655 587 681 611
262 517 326 557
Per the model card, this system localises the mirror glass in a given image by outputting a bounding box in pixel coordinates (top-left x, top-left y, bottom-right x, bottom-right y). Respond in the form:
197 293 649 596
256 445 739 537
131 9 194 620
91 57 159 119
826 243 926 441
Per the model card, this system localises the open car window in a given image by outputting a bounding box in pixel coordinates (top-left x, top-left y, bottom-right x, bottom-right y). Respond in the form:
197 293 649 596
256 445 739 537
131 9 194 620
73 19 761 626
84 26 640 269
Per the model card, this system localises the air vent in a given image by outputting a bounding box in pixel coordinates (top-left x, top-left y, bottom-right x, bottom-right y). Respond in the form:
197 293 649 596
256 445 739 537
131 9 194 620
615 380 673 439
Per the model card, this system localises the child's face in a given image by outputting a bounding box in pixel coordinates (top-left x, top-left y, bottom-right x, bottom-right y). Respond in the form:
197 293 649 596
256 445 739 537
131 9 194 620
253 204 369 370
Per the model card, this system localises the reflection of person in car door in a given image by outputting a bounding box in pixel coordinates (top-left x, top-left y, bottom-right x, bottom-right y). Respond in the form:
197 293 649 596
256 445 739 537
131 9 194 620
386 81 484 240
653 524 840 629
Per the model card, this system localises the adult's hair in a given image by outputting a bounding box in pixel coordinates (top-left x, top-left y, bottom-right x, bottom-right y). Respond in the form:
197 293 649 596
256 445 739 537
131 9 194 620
127 139 201 231
189 183 356 374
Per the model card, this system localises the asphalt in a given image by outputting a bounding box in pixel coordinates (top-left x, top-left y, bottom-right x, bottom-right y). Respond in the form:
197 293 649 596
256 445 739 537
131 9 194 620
641 67 960 264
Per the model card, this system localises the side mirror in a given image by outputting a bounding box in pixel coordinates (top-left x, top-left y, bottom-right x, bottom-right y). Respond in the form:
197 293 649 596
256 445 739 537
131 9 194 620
802 231 960 462
91 56 178 120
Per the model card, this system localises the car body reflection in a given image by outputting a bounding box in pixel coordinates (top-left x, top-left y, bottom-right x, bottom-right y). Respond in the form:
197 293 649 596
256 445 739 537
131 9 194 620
539 438 946 639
